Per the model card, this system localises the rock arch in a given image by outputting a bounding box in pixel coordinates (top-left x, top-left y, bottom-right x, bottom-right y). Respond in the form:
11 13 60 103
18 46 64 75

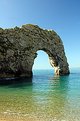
0 24 70 79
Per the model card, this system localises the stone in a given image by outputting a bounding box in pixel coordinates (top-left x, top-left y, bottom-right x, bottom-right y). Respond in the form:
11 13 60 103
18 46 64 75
0 24 70 79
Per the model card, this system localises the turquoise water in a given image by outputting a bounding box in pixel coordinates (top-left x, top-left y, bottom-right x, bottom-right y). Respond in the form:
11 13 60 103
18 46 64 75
0 69 80 121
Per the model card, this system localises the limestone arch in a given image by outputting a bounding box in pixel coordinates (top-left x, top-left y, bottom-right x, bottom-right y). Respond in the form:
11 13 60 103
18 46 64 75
32 46 69 76
0 24 70 79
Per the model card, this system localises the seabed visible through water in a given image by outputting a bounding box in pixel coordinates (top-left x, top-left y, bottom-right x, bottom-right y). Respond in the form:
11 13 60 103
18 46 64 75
0 69 80 121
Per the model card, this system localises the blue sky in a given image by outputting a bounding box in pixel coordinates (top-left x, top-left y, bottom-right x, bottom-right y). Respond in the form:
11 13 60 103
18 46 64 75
0 0 80 69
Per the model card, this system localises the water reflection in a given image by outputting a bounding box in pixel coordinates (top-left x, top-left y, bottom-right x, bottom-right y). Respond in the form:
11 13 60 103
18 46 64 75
49 75 69 119
0 77 32 87
52 75 69 93
32 75 70 120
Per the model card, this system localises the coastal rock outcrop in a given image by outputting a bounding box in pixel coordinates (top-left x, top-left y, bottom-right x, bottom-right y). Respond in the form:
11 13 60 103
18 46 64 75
0 24 70 78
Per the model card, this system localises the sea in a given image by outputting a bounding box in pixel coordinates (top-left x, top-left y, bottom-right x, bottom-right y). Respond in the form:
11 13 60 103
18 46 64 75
0 68 80 121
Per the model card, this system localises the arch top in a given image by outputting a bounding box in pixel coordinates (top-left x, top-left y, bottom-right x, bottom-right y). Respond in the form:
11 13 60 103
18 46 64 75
0 24 70 79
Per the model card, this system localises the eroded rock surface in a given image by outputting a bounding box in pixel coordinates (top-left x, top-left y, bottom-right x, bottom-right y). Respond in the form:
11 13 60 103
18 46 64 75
0 24 70 78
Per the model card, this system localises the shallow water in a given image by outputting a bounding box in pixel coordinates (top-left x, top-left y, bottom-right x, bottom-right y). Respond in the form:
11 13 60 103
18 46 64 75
0 69 80 121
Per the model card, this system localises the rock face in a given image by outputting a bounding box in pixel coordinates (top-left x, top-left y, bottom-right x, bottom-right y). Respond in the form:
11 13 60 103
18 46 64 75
0 24 70 78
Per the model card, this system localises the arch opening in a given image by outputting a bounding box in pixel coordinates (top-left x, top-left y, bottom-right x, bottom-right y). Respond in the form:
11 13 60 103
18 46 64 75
33 50 53 70
32 49 61 76
32 47 70 76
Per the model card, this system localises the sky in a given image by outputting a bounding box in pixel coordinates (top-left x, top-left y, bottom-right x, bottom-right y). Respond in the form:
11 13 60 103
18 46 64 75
0 0 80 69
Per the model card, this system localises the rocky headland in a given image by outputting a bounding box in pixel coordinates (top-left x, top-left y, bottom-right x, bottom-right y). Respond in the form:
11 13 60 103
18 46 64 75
0 24 70 79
